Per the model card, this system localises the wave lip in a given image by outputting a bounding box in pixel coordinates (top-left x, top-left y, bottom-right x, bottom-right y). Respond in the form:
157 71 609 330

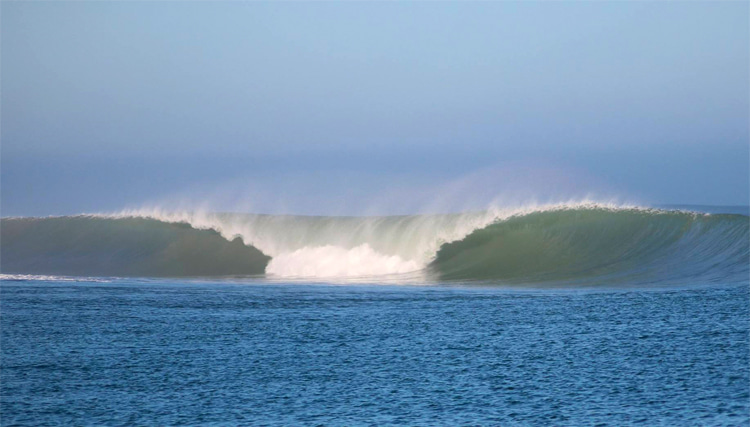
429 208 749 286
0 216 270 278
2 203 748 286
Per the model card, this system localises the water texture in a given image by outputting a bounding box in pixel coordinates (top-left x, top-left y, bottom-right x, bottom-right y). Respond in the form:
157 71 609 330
2 204 748 285
2 204 747 425
1 280 747 426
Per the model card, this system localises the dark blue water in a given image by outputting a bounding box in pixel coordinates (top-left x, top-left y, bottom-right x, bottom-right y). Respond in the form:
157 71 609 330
1 279 748 426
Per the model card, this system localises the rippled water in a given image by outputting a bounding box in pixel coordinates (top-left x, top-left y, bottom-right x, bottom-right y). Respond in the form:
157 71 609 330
1 279 748 426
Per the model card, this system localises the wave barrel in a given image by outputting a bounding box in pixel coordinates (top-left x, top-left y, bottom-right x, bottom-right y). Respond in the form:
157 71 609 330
429 209 749 285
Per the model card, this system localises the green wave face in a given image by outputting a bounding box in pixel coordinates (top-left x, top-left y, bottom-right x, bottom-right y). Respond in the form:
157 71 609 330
0 217 270 277
1 207 748 285
428 209 749 285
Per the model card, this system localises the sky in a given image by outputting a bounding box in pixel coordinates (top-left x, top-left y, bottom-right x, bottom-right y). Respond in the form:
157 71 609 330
2 1 748 216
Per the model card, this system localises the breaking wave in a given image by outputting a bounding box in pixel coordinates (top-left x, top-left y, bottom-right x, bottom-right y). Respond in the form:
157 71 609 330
1 202 747 286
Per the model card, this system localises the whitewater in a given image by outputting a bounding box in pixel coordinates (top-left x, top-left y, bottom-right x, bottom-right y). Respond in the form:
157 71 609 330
2 201 748 286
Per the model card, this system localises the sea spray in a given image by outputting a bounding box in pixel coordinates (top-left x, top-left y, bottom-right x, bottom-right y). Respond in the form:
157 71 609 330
2 201 746 285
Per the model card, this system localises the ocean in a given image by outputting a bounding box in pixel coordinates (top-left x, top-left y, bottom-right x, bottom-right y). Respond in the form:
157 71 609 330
1 203 748 425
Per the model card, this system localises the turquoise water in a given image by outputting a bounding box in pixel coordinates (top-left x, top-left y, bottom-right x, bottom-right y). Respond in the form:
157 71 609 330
1 279 748 426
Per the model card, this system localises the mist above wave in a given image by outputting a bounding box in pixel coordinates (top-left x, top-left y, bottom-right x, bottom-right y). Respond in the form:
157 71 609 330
2 201 747 285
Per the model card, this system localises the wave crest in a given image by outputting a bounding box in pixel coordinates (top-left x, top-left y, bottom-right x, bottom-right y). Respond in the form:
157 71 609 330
430 208 748 285
2 202 747 285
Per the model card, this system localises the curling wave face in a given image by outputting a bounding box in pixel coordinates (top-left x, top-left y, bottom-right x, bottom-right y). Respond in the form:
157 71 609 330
1 203 747 286
0 216 270 277
429 208 749 285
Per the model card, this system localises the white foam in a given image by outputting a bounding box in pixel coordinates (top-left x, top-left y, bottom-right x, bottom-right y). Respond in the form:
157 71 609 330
108 199 641 279
0 274 113 283
266 244 421 278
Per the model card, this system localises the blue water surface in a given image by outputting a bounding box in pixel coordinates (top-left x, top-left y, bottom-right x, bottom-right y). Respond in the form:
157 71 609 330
1 279 748 426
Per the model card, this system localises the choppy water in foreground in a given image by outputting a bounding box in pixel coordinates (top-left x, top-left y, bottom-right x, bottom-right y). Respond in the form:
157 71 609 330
1 279 748 426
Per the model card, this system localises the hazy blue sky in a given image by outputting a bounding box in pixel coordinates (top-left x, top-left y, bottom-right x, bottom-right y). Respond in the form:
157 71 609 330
2 1 748 216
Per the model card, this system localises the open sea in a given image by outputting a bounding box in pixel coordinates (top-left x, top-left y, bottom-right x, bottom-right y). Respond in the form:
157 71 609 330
1 203 748 425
